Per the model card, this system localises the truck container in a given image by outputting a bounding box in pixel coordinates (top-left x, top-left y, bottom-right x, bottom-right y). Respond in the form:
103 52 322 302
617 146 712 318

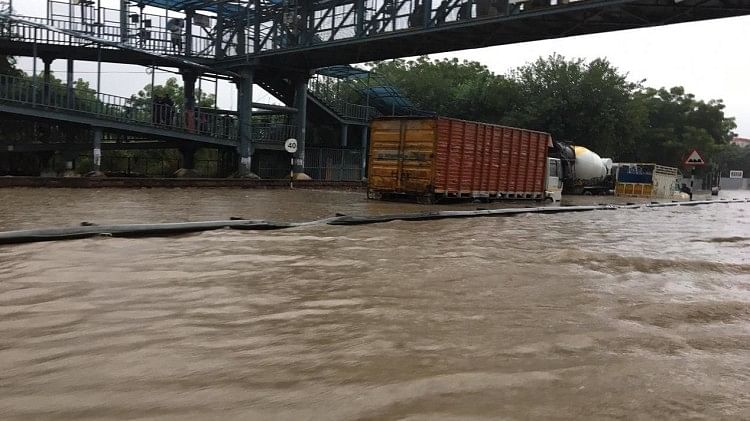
614 163 681 198
367 117 552 202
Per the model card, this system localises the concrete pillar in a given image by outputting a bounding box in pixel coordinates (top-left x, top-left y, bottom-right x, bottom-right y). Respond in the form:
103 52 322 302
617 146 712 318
182 71 197 110
237 67 255 177
340 124 349 147
93 127 102 172
293 75 310 178
42 58 52 104
66 59 74 109
179 144 196 170
182 70 197 132
361 125 369 180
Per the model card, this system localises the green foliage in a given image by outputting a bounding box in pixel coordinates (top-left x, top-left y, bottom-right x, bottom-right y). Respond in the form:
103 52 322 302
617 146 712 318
712 144 750 175
369 57 520 123
129 77 216 112
632 87 736 167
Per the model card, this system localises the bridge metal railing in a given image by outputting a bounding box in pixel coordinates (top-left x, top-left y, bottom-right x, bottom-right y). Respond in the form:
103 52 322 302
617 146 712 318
308 71 380 123
252 123 297 145
0 73 238 141
1 0 580 60
0 13 217 58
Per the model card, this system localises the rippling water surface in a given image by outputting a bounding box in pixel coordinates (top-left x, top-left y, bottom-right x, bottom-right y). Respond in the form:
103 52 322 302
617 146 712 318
1 188 749 420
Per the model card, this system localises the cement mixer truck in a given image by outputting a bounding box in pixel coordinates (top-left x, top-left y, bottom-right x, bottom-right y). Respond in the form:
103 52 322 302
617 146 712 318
549 141 615 195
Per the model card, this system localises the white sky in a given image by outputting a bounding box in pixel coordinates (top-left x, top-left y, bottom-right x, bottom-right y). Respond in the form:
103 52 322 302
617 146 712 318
11 1 750 137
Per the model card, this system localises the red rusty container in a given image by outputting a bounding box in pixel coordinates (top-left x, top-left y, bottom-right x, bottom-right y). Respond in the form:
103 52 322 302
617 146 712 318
368 116 551 201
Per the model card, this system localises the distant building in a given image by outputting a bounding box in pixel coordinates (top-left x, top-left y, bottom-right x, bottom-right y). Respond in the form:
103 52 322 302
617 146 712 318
731 137 750 147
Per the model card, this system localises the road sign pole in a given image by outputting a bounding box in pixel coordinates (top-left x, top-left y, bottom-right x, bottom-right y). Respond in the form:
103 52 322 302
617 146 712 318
690 167 695 201
284 138 298 189
683 149 705 201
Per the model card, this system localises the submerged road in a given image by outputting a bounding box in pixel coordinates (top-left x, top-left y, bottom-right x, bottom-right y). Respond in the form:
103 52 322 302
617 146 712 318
1 188 749 419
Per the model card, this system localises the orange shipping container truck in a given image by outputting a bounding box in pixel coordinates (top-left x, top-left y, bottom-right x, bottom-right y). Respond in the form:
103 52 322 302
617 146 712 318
367 117 561 202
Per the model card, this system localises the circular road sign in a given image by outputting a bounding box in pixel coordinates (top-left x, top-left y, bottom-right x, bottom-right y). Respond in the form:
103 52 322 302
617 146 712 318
284 138 298 154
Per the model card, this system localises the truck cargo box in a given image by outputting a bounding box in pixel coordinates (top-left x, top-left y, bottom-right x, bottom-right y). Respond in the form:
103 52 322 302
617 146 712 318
367 117 551 201
614 163 680 199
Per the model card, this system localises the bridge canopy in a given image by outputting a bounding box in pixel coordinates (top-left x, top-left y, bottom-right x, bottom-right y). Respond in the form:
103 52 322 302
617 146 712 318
133 0 241 12
132 0 282 12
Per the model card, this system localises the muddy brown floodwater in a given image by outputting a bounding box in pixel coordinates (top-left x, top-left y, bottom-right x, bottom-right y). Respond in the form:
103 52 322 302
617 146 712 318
1 188 750 420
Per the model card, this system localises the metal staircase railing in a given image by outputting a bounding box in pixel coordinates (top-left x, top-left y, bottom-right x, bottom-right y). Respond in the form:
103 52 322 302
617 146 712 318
0 73 299 146
311 65 431 118
0 73 238 140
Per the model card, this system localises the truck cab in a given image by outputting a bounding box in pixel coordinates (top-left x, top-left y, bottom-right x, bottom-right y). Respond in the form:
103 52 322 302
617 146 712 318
545 158 563 202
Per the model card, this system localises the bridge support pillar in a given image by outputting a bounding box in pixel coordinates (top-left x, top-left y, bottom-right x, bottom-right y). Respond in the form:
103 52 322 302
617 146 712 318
42 58 53 103
92 127 103 175
293 75 311 180
175 143 198 177
361 125 369 180
340 124 349 147
237 67 257 178
66 59 74 109
177 71 199 178
182 70 197 130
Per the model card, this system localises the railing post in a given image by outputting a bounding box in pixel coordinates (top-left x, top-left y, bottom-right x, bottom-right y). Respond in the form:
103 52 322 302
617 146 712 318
31 29 37 107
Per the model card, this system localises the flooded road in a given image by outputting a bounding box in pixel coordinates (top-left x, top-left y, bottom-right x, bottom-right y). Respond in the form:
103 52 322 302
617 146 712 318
1 188 749 420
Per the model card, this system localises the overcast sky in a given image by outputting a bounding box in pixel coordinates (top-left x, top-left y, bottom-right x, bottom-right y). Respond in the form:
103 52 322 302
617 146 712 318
12 1 750 137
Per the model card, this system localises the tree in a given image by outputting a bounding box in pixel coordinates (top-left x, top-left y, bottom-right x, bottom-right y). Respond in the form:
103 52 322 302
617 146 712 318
368 56 521 123
129 77 216 113
633 86 736 167
508 55 644 160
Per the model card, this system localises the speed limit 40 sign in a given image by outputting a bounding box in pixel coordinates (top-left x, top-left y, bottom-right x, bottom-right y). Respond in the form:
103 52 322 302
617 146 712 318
284 138 298 154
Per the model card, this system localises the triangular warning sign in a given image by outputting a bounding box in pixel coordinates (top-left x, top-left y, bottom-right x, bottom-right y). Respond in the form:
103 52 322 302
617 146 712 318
684 149 705 166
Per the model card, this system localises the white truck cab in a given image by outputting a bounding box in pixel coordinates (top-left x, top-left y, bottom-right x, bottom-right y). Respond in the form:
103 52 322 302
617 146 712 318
545 157 563 202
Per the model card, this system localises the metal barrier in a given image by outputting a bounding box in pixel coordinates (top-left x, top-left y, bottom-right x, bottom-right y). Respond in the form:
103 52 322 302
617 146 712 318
100 155 179 177
305 147 363 181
